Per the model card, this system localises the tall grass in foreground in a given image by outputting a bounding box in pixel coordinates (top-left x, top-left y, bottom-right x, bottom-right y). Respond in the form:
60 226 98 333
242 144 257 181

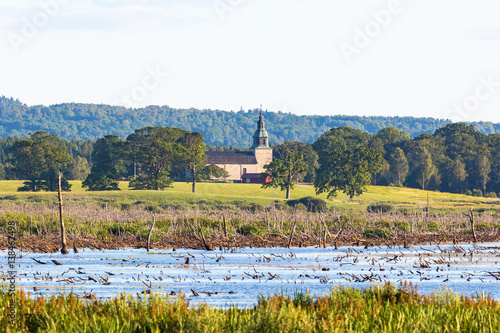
1 282 499 332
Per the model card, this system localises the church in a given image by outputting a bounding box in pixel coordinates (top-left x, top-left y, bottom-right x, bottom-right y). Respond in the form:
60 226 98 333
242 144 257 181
206 110 273 182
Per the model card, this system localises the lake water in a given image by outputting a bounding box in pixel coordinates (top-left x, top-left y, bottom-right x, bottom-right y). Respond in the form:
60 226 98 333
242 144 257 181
2 243 500 307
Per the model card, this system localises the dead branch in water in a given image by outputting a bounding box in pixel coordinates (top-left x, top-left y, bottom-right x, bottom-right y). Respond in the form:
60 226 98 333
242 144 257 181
146 216 156 252
464 209 477 243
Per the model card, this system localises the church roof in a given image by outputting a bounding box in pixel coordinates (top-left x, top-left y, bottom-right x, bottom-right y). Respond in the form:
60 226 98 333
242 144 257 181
206 151 258 165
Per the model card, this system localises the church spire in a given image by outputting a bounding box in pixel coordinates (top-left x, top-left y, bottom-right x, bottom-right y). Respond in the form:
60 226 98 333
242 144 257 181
252 106 269 148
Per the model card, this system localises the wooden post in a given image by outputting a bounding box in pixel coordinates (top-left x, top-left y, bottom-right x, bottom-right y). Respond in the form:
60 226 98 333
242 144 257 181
147 216 156 252
58 172 69 254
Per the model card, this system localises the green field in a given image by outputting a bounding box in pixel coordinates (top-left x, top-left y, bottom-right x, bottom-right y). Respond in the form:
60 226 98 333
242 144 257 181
0 180 498 212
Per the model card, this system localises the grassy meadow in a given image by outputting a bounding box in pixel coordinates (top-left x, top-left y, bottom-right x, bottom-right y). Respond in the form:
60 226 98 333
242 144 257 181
0 180 498 212
1 180 499 252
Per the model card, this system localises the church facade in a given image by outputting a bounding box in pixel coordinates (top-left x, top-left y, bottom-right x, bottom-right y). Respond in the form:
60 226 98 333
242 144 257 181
206 111 273 181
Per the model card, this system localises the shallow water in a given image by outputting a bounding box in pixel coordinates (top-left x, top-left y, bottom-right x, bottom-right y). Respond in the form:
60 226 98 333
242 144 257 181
2 243 500 307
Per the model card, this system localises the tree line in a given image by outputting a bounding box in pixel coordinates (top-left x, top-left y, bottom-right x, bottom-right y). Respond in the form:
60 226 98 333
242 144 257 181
3 95 500 146
1 127 218 193
1 122 499 199
265 123 500 199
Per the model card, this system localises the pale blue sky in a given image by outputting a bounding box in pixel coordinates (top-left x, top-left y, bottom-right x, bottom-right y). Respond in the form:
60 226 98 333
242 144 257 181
1 0 500 122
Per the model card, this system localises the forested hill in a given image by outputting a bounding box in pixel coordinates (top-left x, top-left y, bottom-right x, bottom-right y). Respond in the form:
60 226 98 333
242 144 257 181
2 96 500 146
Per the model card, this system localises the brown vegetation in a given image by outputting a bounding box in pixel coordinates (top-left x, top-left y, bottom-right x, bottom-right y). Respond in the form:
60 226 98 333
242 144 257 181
1 200 499 253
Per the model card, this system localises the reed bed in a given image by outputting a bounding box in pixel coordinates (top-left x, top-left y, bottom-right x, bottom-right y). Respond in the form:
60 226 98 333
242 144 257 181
1 197 500 251
1 282 498 332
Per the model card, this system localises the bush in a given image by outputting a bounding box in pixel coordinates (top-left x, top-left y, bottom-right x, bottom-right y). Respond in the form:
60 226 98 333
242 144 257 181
395 221 410 231
367 204 393 213
363 228 391 239
236 224 263 236
120 203 132 210
292 203 307 212
485 192 498 198
286 197 327 213
465 190 473 196
472 189 483 197
426 221 439 233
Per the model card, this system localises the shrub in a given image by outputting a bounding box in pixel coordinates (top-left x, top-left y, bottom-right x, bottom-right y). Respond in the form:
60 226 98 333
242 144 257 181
236 224 263 236
464 190 473 196
363 228 391 239
367 204 393 213
472 189 483 197
286 197 327 213
120 203 132 210
485 192 498 198
395 221 410 231
145 204 161 213
426 221 439 233
292 203 307 212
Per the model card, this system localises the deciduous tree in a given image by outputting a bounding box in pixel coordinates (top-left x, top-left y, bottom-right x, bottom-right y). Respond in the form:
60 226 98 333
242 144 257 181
262 141 314 199
388 147 408 186
126 127 185 190
179 131 206 193
10 131 72 191
83 135 126 191
313 127 382 199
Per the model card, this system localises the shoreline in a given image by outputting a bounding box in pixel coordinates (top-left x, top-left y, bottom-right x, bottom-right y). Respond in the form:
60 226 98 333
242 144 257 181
2 232 499 253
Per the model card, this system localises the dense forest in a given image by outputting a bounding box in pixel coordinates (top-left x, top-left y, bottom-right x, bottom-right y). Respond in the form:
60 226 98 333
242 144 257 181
3 95 500 146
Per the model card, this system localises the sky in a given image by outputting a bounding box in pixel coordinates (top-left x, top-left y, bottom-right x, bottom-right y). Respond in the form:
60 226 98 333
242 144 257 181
1 0 500 123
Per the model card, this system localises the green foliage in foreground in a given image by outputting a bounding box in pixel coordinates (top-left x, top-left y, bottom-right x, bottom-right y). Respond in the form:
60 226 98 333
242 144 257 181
1 283 499 332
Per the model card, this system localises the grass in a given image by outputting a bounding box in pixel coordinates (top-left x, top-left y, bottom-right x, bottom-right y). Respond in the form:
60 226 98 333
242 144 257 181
0 180 498 213
1 282 499 332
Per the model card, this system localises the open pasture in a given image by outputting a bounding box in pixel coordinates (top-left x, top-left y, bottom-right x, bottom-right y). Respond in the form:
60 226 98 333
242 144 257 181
0 180 498 213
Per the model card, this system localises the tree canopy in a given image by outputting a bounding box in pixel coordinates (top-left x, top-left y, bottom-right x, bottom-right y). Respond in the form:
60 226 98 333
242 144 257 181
82 135 126 191
262 141 317 199
313 127 382 199
9 131 72 191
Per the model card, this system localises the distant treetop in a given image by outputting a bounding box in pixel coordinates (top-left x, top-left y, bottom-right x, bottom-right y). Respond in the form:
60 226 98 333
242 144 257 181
2 95 500 146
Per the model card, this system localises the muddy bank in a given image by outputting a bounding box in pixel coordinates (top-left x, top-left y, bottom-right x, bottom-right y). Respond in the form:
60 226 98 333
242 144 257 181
2 232 500 253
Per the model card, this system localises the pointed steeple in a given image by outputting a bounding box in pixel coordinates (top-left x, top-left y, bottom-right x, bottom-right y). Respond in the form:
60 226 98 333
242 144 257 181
252 106 269 148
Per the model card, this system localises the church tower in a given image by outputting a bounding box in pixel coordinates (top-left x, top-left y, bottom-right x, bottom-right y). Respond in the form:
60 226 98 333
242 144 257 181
251 106 273 170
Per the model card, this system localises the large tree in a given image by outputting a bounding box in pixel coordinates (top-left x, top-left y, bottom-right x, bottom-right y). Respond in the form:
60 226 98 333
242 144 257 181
127 127 186 190
83 135 126 191
179 131 206 193
67 156 91 180
313 127 382 199
475 154 491 193
262 141 315 199
388 147 409 186
450 156 468 193
410 145 436 191
9 131 72 191
371 127 410 186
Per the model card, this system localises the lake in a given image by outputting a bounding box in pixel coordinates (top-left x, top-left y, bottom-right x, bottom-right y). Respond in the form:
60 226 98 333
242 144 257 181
2 243 500 307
